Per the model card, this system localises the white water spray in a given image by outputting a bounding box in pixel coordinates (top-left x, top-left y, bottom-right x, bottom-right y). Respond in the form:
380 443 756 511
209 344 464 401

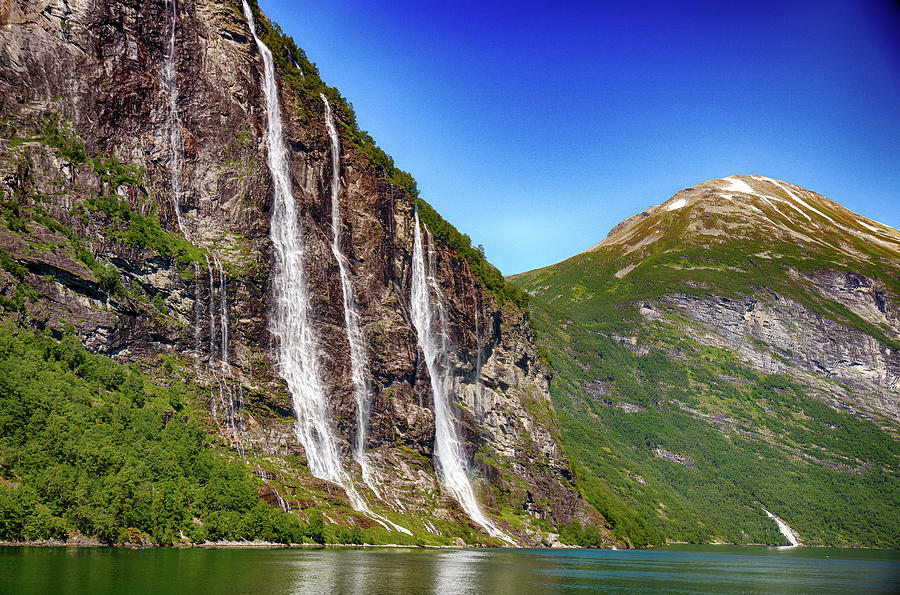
258 466 288 512
203 254 240 451
193 261 202 368
213 255 241 454
205 254 218 362
162 0 186 236
216 256 229 367
410 213 515 545
320 93 379 498
763 507 800 547
241 1 408 535
241 0 342 482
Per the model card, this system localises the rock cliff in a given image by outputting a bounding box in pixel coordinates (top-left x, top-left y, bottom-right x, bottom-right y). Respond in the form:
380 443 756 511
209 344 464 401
0 0 603 545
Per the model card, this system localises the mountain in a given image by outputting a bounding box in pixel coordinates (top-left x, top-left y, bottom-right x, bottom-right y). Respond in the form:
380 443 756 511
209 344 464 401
0 0 608 547
510 175 900 547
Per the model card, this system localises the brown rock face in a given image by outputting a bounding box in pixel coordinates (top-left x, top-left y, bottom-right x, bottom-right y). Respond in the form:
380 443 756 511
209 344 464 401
0 0 598 542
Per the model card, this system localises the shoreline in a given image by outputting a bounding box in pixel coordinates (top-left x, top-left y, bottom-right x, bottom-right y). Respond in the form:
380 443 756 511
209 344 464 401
0 540 880 551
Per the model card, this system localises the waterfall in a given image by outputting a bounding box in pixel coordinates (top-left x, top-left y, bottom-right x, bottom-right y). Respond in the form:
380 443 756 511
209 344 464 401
162 0 186 236
320 93 379 498
410 213 515 544
763 507 800 547
216 256 229 367
472 284 484 413
241 0 342 485
205 254 218 362
205 254 241 451
258 466 289 512
241 0 409 535
213 255 241 454
193 261 202 368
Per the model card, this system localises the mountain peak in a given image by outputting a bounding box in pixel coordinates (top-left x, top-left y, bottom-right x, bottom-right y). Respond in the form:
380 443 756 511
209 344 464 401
593 175 900 260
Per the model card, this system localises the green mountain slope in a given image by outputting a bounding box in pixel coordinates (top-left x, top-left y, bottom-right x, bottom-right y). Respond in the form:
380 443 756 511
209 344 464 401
510 175 900 547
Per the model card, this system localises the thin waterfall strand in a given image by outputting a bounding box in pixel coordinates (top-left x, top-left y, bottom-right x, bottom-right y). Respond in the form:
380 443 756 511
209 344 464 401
193 261 202 369
214 255 241 455
162 0 186 236
216 256 229 367
473 284 484 412
241 0 409 535
320 93 379 498
763 508 800 547
205 254 217 362
410 213 515 545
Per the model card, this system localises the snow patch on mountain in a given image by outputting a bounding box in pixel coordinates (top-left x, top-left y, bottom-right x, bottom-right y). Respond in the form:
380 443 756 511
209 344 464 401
857 219 880 232
723 176 756 195
667 198 687 211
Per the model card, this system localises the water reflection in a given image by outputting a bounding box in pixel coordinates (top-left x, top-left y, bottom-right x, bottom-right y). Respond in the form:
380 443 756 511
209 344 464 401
432 550 483 594
1 545 897 595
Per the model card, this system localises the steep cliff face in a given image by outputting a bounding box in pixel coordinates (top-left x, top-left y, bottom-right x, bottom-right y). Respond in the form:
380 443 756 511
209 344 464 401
512 176 900 547
0 0 601 545
660 283 899 424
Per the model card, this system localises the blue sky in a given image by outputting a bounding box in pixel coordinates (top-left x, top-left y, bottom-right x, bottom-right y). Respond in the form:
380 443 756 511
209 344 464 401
259 0 900 274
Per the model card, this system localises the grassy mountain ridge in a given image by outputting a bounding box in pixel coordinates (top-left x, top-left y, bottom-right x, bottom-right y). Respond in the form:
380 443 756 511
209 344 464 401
510 175 900 547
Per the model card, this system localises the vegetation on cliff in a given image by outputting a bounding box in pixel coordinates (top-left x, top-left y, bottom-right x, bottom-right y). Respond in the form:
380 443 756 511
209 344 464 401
0 325 469 547
0 324 287 545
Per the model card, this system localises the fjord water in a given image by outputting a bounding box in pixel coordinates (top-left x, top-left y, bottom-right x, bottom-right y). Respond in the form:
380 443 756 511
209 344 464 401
2 546 897 594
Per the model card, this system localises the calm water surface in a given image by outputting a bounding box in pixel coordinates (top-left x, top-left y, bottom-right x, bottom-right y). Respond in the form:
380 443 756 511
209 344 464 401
1 545 897 594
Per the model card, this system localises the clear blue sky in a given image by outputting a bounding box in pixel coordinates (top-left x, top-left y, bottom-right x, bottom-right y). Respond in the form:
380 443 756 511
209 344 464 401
259 0 900 275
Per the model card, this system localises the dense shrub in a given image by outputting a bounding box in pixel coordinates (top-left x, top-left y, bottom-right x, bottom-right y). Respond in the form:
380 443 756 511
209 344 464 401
0 324 307 545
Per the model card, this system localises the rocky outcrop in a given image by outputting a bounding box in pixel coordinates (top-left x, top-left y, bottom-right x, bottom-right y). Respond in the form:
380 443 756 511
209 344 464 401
660 284 900 423
0 0 595 543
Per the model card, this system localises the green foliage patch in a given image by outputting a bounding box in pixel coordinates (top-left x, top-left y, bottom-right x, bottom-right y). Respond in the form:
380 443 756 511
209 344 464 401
0 324 313 545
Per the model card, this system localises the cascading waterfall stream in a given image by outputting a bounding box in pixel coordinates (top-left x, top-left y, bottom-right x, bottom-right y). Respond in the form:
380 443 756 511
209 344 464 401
205 255 218 362
214 255 241 454
193 261 202 369
258 466 288 512
410 213 515 545
162 0 186 236
472 285 484 412
204 254 240 451
320 93 379 498
216 257 229 368
241 0 345 485
241 0 408 535
763 507 800 547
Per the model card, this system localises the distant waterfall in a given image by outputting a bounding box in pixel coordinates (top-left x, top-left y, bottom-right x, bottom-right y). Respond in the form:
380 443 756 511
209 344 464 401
162 0 186 236
213 255 241 454
205 254 240 452
205 255 218 361
410 213 515 544
320 93 378 497
193 261 202 368
240 0 408 534
472 284 484 412
763 507 800 547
